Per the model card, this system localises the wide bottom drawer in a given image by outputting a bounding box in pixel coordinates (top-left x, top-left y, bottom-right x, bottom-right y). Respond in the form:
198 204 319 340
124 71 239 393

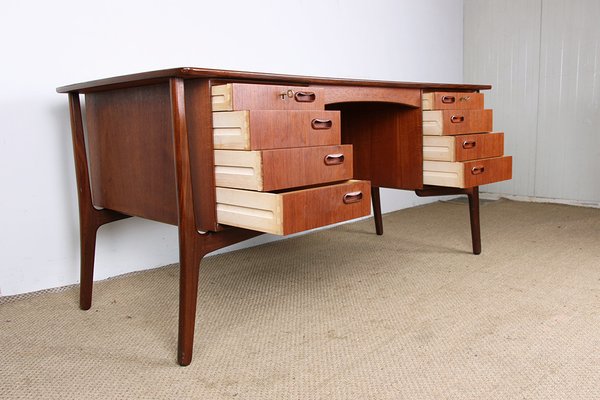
216 180 371 235
423 156 512 188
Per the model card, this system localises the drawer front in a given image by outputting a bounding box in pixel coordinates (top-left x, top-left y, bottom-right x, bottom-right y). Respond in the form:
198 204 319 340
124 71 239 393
423 110 493 136
213 110 341 150
423 132 504 162
423 156 512 188
212 83 325 111
216 180 371 235
214 145 353 191
422 92 484 111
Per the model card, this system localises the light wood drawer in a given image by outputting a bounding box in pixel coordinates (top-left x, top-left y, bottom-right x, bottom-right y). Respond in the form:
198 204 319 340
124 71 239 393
423 110 493 136
423 132 504 162
216 180 371 235
212 83 325 111
422 92 484 110
214 145 353 191
213 110 341 150
423 156 512 188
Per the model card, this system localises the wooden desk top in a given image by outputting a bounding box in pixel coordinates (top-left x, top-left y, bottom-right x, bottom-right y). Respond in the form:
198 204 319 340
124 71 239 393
56 67 492 94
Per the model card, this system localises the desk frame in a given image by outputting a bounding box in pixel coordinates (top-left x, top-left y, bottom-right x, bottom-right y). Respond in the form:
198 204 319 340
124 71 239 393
60 68 489 365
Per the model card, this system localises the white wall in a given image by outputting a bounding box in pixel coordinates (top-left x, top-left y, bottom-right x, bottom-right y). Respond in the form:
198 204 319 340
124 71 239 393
0 0 464 296
464 0 600 205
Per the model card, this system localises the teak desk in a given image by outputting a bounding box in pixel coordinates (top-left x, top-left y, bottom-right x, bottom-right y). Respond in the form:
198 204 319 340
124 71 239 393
57 68 512 365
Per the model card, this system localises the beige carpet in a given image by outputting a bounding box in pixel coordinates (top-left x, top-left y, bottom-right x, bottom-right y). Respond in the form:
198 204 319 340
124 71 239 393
1 199 599 399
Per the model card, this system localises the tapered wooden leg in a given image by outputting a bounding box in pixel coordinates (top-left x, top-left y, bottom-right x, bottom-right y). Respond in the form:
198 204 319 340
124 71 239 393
68 93 130 310
177 236 205 366
371 186 383 235
176 228 261 366
79 224 99 310
466 186 481 255
415 185 482 254
170 79 262 365
78 211 128 310
171 78 200 366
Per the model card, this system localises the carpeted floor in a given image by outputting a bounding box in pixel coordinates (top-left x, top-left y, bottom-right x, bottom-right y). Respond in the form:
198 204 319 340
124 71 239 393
1 199 599 399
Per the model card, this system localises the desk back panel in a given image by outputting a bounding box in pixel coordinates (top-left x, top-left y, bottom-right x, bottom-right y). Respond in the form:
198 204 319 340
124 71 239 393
333 102 423 190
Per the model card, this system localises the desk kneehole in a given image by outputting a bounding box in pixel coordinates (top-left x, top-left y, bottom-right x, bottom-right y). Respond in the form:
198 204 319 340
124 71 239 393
216 180 371 235
423 156 512 188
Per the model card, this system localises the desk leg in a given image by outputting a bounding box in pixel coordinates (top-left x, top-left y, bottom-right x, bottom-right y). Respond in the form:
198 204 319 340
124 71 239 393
176 233 204 367
170 78 260 366
78 210 129 310
170 77 202 366
177 229 260 366
68 93 130 310
371 186 383 235
415 185 481 255
466 187 481 255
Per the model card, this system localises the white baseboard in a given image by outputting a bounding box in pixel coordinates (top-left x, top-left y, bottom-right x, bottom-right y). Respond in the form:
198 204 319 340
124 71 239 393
480 192 600 209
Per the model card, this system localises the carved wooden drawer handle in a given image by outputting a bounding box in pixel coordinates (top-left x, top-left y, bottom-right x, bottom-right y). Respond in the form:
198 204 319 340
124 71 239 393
343 191 363 204
311 118 333 130
441 95 456 104
462 140 477 149
294 91 316 102
471 166 485 175
450 115 465 123
324 153 345 165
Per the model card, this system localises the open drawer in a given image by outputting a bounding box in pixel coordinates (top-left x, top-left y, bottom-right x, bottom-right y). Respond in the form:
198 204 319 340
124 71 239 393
423 156 512 188
422 91 484 110
213 110 341 150
422 109 493 136
212 83 325 111
216 180 371 235
214 145 353 191
423 132 504 162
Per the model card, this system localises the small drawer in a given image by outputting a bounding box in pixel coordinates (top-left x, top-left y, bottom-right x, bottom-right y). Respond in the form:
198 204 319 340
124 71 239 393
423 156 512 188
423 132 504 162
214 145 353 191
216 180 371 235
213 110 341 150
423 110 493 136
212 83 325 111
422 92 484 110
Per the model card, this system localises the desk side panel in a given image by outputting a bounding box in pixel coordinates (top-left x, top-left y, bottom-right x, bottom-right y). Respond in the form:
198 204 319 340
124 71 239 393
85 84 178 225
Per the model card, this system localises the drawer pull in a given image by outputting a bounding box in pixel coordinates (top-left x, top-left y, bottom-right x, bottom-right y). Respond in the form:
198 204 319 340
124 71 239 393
471 166 485 175
462 140 477 149
324 153 345 165
294 91 316 103
450 115 465 123
441 95 456 104
343 191 363 204
311 118 333 130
